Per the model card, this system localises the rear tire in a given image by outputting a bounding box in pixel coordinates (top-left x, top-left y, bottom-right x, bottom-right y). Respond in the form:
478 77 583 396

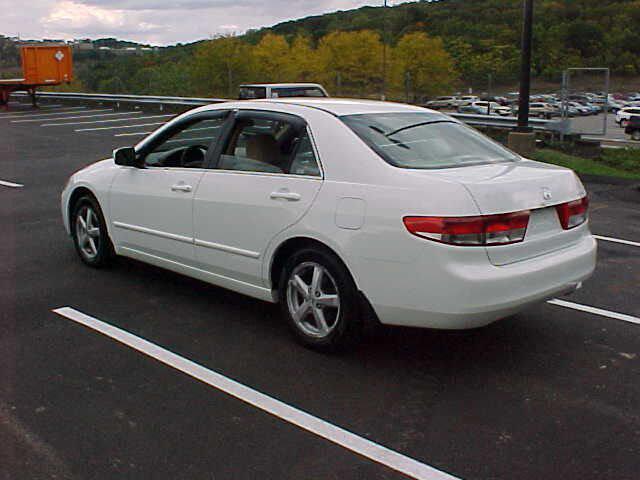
71 195 114 268
279 247 363 351
632 130 640 141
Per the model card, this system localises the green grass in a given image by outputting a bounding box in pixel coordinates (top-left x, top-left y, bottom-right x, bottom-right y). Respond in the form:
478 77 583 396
531 148 640 180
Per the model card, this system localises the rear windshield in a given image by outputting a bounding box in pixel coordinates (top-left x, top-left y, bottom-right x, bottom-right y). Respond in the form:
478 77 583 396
340 112 518 169
271 87 326 98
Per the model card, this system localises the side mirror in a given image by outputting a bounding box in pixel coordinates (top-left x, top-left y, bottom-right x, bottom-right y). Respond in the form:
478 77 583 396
113 147 139 167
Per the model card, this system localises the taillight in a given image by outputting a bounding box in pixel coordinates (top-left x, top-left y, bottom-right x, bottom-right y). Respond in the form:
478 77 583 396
403 211 530 246
555 196 589 229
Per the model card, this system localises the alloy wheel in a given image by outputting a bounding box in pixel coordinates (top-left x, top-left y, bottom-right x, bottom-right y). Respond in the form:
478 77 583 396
286 262 341 339
75 205 101 260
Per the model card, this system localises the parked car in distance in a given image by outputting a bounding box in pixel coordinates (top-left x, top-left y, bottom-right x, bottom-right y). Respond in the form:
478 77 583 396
458 101 511 116
456 95 480 106
567 102 593 116
514 102 559 119
605 99 626 113
239 83 329 100
615 107 640 127
423 96 458 109
625 115 640 141
61 99 596 350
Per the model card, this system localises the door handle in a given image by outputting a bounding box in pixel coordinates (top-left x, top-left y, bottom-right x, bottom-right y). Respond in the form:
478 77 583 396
270 191 301 201
171 184 193 192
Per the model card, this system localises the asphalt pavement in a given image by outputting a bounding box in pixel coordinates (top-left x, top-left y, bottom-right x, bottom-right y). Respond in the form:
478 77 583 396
1 101 639 480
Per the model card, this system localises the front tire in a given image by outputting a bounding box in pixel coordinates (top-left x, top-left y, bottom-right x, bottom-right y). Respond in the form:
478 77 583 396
71 195 113 268
279 247 363 351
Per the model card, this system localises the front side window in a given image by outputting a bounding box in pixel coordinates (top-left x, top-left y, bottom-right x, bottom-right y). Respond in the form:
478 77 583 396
218 115 321 176
144 117 226 168
341 112 518 169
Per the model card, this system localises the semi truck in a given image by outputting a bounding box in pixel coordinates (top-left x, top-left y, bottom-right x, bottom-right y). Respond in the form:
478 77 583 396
0 45 73 109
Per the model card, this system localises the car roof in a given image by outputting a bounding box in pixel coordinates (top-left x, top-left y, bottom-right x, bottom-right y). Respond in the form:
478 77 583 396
243 98 430 116
239 83 324 88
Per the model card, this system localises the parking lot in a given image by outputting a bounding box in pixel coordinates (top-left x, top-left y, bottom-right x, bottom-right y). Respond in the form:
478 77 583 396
1 101 639 480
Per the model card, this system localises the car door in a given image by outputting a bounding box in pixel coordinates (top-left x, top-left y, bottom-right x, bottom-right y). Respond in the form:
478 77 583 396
109 110 230 265
193 110 323 288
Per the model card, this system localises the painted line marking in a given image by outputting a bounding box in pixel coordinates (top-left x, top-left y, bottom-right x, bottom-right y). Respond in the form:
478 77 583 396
594 235 640 248
114 131 153 137
2 103 62 109
52 306 460 480
113 124 219 138
20 112 138 125
548 299 640 326
76 122 167 132
0 180 24 188
11 110 115 123
0 107 88 118
43 114 172 127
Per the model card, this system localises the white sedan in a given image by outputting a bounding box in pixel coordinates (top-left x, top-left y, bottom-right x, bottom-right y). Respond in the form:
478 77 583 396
62 99 597 350
615 107 640 127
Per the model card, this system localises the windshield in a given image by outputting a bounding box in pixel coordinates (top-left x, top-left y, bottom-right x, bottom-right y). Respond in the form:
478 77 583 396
341 112 519 169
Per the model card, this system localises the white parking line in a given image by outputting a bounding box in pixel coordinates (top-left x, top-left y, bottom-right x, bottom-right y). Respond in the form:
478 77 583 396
0 180 24 188
0 107 89 118
52 306 460 480
43 114 172 127
548 299 640 326
594 235 640 248
1 103 63 110
114 131 153 137
12 110 115 123
76 122 167 132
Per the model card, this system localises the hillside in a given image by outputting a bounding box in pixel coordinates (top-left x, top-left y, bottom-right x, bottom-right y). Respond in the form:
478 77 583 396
2 0 638 97
247 0 640 82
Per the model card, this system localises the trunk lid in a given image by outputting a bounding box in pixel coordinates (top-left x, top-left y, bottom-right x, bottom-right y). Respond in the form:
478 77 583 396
424 160 588 265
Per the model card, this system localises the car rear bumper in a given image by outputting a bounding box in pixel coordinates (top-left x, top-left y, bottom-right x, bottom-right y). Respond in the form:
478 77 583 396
363 234 597 329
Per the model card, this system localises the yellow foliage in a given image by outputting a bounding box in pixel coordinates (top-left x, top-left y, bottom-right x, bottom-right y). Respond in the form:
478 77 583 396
317 30 383 96
252 33 290 83
391 32 458 101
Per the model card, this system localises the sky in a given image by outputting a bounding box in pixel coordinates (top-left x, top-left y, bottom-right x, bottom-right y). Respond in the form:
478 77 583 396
1 0 412 46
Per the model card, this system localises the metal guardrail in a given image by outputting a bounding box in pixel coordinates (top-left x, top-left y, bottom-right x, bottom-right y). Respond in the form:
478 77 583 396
21 92 567 133
450 112 568 134
31 91 226 106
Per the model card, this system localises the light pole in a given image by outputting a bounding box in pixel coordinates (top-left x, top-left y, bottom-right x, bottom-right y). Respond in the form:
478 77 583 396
382 0 388 101
516 0 534 131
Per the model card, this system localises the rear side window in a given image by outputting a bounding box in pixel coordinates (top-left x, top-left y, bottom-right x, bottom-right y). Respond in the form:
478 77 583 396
341 112 518 169
218 115 321 176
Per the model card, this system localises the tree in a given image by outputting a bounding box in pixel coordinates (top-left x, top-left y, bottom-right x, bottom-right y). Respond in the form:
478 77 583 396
251 33 290 83
288 34 320 82
317 30 383 96
192 35 252 98
391 32 457 101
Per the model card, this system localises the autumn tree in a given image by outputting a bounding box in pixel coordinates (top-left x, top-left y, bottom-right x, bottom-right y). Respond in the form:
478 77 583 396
391 32 457 102
252 33 290 83
192 35 252 97
288 34 320 82
317 30 383 96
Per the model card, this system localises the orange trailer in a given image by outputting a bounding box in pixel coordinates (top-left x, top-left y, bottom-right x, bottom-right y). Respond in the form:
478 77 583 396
0 45 73 108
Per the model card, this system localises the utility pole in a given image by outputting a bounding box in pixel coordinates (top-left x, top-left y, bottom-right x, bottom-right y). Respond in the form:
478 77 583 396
516 0 534 131
508 0 536 155
381 0 388 101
